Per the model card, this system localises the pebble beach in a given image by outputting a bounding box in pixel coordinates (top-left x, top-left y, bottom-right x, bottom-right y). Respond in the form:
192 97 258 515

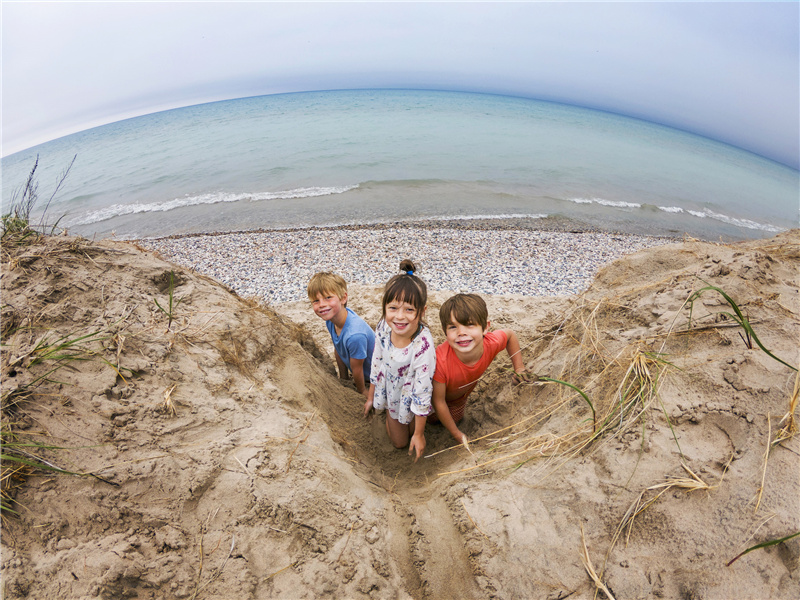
138 219 677 305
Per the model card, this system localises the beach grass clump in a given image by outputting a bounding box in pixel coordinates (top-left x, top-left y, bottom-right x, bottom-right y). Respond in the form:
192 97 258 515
0 428 86 517
154 270 185 332
1 154 75 243
612 463 712 551
686 281 797 372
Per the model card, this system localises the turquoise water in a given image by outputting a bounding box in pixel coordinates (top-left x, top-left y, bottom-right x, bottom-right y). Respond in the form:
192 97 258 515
2 89 797 240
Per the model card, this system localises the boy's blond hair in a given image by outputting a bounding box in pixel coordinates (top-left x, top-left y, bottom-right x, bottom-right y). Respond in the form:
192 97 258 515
307 272 348 303
439 293 488 331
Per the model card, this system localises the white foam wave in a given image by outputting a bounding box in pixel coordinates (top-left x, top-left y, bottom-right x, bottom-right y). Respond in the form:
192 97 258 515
657 206 785 232
71 185 360 225
569 197 641 209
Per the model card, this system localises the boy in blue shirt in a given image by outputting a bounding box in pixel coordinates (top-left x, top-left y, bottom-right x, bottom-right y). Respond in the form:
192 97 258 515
308 272 375 399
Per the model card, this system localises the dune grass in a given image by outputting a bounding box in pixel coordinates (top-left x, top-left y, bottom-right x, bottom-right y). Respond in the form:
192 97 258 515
686 282 797 372
727 530 800 567
154 270 185 332
1 154 75 243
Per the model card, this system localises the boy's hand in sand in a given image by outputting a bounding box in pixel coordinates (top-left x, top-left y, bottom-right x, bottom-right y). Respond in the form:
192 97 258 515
512 369 535 385
408 432 425 463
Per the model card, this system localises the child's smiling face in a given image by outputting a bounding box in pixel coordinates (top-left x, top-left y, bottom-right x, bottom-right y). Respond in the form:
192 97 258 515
385 299 423 347
311 291 346 322
445 315 488 361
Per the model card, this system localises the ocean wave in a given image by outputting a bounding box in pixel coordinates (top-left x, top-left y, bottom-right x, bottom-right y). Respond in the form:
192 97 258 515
69 185 360 225
569 197 641 209
567 197 784 233
657 206 785 232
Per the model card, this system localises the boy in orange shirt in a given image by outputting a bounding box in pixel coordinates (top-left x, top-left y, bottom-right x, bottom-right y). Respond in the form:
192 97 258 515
431 293 527 444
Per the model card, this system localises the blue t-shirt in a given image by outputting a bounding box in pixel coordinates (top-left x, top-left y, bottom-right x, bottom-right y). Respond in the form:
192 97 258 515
326 308 375 383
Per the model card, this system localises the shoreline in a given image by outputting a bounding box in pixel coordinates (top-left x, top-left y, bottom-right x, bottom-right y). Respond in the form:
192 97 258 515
138 219 679 304
135 214 687 243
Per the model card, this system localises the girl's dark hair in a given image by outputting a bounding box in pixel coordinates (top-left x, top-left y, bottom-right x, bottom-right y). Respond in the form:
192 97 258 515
381 259 427 317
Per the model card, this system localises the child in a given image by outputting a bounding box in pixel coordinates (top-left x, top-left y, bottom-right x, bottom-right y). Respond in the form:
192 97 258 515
364 260 436 462
431 293 527 444
308 272 375 399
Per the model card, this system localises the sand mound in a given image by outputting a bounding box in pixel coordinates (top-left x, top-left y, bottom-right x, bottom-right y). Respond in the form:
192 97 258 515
1 230 798 599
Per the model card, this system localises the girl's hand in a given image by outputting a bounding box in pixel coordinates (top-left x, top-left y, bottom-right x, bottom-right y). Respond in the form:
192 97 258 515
459 433 473 455
408 432 426 463
363 398 374 418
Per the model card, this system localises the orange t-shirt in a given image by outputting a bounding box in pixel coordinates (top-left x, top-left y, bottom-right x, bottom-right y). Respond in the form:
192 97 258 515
431 330 508 423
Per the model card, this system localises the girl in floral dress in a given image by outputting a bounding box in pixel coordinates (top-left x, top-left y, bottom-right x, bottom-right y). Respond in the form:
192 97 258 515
364 259 436 462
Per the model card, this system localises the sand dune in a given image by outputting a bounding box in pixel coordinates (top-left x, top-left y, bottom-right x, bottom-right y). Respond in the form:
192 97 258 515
1 229 798 599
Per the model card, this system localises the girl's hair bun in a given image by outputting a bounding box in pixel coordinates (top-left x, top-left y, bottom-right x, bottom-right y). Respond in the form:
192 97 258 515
399 259 417 275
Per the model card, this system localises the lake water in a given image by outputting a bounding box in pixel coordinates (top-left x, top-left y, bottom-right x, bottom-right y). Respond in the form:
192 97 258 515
2 89 797 240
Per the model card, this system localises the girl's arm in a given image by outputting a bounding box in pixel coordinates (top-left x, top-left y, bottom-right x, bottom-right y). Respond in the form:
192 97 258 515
406 330 436 458
432 380 466 443
364 384 375 418
408 414 427 462
366 329 382 417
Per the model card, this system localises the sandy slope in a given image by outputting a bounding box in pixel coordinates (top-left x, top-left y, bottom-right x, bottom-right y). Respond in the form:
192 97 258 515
1 230 798 599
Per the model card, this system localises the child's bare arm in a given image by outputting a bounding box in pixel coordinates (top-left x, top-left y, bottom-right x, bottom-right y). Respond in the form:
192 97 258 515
364 384 375 418
502 329 525 373
502 329 533 384
432 380 466 443
350 358 367 397
334 350 349 380
408 415 427 462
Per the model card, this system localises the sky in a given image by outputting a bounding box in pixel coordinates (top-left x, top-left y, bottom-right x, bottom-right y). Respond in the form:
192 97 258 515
2 2 799 169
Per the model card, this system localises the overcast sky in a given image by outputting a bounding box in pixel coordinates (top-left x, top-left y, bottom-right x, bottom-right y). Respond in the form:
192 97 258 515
2 2 798 168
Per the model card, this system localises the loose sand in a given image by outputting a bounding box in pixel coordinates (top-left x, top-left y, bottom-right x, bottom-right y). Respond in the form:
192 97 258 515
1 228 798 599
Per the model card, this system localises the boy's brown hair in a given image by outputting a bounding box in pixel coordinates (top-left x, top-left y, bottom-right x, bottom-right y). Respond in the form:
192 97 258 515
439 293 488 331
307 272 348 304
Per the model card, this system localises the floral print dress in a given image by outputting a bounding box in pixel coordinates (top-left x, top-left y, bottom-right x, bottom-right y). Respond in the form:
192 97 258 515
369 319 436 424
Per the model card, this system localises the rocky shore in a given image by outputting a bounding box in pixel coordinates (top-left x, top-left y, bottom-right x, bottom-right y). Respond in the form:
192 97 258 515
138 220 676 304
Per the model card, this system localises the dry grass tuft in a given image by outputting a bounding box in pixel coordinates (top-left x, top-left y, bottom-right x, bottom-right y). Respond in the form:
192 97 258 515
580 524 616 600
162 384 178 416
774 371 799 446
598 462 717 575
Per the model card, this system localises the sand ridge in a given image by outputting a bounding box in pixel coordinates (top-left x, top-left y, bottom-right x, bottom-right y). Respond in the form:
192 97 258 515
1 229 798 599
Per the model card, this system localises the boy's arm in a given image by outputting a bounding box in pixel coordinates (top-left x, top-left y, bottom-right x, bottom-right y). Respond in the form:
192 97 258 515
350 358 368 397
502 329 533 384
432 380 466 444
502 329 525 373
334 349 349 380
